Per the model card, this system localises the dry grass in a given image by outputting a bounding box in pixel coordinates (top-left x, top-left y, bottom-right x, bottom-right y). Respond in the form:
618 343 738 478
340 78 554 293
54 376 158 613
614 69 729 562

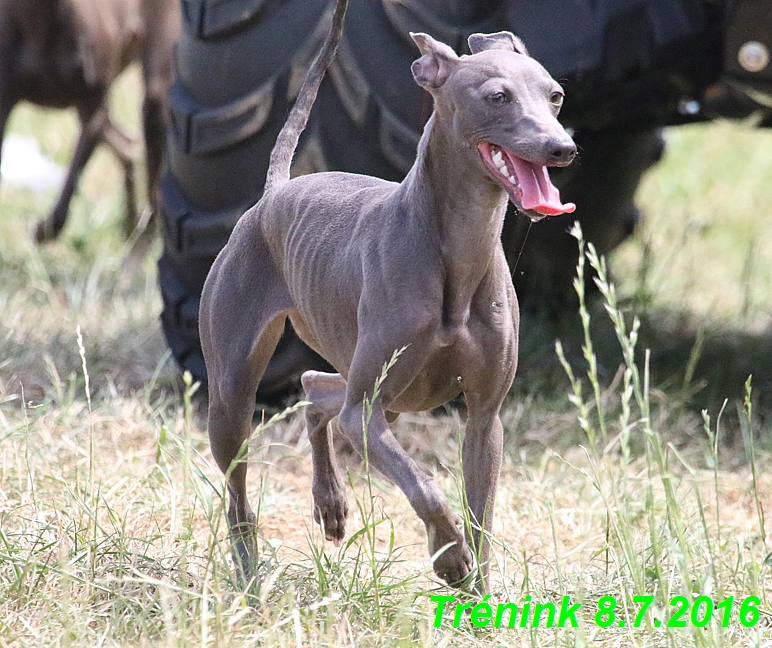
1 68 772 646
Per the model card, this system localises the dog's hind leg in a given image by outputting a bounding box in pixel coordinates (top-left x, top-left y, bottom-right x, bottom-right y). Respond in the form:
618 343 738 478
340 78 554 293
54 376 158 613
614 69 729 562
35 101 107 243
206 313 286 582
301 370 348 544
201 247 293 582
102 118 138 237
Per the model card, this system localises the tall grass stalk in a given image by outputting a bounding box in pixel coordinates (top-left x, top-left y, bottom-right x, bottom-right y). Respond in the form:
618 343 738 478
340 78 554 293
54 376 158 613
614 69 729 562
738 376 766 550
75 324 98 588
574 231 608 447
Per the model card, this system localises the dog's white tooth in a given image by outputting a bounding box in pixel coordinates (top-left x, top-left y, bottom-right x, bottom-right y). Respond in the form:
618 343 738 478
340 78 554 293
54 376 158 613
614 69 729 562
501 165 509 176
495 158 506 170
509 175 516 184
492 150 503 164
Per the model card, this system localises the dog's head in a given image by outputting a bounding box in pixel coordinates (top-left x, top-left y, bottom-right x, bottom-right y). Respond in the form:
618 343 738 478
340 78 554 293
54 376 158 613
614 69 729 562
410 31 576 221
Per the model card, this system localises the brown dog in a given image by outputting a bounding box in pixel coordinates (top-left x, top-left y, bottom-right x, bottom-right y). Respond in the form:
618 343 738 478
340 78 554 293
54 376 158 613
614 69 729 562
200 0 576 590
0 0 179 241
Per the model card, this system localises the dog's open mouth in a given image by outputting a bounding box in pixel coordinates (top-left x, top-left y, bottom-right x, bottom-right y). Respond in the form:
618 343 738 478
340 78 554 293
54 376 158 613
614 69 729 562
478 142 576 220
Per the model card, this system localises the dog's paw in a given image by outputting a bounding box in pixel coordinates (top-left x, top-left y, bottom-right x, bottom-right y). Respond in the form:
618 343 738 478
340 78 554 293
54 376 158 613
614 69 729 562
432 541 473 587
227 511 258 585
313 487 349 546
427 520 474 587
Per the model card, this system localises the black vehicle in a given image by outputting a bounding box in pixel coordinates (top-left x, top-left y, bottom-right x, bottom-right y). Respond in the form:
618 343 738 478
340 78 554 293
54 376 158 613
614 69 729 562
159 0 772 397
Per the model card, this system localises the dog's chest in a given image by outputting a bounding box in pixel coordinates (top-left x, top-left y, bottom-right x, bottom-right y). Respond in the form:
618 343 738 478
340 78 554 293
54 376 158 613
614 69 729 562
390 325 475 412
434 316 469 350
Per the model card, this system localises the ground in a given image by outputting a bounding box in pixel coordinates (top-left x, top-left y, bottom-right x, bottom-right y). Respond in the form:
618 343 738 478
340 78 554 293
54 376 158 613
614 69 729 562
1 67 772 647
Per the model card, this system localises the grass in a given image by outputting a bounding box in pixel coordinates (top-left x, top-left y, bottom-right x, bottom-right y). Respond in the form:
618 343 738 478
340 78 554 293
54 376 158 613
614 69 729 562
1 67 772 646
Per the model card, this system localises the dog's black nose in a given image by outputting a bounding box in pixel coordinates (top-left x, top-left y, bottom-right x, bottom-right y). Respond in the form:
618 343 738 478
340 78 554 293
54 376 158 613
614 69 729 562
549 139 577 163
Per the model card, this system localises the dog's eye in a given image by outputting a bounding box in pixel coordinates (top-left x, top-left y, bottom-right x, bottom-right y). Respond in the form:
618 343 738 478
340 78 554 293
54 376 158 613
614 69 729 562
549 91 564 106
488 92 509 104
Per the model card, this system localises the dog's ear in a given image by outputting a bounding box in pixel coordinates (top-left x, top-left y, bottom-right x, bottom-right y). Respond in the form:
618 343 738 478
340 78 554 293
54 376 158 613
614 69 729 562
410 32 459 90
468 31 528 56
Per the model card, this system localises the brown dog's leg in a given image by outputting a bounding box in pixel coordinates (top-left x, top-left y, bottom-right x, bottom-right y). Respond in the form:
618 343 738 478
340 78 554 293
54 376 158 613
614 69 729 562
0 22 16 194
102 119 138 237
35 102 107 242
140 1 177 224
301 370 348 544
141 93 163 222
0 100 11 192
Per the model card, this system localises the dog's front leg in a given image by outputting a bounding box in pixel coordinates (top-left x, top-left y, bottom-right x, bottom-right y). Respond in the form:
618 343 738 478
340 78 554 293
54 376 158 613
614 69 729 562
102 119 138 237
332 331 474 586
461 399 505 592
335 400 472 585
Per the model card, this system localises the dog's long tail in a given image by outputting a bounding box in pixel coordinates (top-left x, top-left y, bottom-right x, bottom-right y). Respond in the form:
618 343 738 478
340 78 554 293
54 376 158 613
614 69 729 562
263 0 348 192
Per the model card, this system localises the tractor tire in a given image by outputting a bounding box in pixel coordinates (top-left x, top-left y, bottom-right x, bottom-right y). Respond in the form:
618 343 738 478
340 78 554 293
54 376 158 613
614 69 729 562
159 0 334 399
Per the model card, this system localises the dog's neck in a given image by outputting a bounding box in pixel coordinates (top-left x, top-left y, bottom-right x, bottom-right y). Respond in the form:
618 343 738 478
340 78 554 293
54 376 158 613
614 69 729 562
401 112 509 325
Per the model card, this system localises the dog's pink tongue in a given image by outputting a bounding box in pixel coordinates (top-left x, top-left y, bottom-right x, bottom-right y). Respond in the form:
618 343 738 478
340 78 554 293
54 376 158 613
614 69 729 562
509 157 576 216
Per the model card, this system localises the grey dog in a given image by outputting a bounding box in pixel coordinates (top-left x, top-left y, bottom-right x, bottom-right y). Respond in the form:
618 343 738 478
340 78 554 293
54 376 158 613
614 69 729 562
200 0 576 589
